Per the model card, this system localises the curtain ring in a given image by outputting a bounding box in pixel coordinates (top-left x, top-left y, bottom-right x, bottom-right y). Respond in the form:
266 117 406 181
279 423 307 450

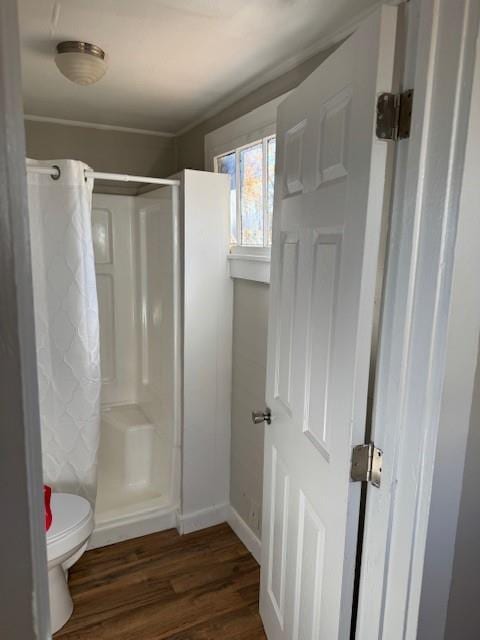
51 165 61 180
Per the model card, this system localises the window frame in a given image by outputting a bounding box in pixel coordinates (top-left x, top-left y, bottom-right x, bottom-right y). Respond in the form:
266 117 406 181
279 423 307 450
214 133 276 251
205 94 289 283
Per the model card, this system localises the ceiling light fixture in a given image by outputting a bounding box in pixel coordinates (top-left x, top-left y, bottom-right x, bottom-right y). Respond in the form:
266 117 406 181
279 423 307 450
55 41 107 86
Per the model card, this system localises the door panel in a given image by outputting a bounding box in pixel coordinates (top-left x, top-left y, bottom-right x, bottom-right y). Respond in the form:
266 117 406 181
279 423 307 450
275 233 299 412
293 491 326 640
284 122 306 196
317 88 352 186
303 234 341 460
260 6 398 639
267 446 290 629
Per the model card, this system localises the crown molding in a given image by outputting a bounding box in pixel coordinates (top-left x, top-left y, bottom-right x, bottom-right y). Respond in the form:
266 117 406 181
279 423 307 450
24 114 176 138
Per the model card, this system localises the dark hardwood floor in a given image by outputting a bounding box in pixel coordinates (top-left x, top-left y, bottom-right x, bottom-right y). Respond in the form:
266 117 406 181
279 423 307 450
55 523 267 639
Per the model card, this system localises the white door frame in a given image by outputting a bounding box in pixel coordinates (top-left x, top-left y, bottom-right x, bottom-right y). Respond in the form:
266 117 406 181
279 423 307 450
0 0 50 638
357 0 480 638
418 35 480 637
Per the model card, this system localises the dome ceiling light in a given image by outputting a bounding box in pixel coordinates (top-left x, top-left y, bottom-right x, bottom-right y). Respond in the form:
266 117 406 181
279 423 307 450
55 41 107 86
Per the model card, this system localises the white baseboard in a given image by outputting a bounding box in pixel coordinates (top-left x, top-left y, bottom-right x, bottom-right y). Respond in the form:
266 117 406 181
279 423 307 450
89 507 177 549
177 503 229 535
89 501 262 567
227 505 262 565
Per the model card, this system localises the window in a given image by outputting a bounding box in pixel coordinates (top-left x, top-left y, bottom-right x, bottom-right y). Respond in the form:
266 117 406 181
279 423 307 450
206 94 285 282
215 134 276 249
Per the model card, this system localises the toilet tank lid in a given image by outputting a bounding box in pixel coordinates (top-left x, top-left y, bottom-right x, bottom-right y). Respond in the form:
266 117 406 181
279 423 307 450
47 493 92 543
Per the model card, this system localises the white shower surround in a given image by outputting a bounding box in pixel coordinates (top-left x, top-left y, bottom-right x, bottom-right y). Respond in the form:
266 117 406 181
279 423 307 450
91 188 180 546
27 159 101 504
90 171 232 548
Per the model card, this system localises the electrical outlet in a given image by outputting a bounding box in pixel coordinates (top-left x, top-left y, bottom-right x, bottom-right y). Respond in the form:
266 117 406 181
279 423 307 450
248 500 261 532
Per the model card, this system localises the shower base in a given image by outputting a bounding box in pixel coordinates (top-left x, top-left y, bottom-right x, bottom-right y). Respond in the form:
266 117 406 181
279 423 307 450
90 497 177 549
96 476 168 515
90 403 178 549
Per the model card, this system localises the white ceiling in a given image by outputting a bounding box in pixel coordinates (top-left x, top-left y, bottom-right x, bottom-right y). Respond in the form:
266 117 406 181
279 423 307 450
19 0 378 135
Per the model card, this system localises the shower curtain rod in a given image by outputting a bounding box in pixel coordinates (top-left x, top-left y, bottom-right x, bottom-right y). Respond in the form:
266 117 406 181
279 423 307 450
26 164 180 187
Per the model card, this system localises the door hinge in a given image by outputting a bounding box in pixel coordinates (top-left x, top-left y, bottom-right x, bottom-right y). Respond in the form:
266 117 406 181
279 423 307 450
376 89 413 140
350 443 383 488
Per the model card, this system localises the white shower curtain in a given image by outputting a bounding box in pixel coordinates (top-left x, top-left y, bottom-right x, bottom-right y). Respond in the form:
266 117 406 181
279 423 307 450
27 159 100 504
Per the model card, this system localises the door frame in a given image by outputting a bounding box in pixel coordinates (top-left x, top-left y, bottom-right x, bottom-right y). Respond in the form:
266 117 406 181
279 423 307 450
357 0 480 638
0 0 50 638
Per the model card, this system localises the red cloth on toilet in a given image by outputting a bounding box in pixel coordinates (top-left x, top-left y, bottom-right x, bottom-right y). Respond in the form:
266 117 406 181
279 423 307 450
44 485 52 531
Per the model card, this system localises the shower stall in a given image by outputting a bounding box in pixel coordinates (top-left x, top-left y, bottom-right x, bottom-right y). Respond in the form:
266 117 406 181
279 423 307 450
89 170 232 547
91 186 180 544
28 160 232 548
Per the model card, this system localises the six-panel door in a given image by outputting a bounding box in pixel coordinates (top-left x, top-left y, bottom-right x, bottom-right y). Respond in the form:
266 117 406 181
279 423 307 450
259 6 398 639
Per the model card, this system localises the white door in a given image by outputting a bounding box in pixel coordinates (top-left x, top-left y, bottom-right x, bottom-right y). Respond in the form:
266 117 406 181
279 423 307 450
260 6 398 639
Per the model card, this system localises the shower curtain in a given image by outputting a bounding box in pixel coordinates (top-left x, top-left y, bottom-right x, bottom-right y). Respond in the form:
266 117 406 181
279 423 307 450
27 159 100 504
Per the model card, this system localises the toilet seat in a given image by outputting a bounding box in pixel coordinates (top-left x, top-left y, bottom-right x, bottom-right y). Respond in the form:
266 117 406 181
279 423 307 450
47 493 93 563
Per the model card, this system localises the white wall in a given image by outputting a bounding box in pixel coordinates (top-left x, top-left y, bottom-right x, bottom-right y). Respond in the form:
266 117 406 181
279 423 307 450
444 342 480 638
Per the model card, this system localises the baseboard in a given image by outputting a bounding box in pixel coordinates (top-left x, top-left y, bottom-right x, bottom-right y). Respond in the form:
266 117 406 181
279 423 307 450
89 502 262 565
177 503 229 535
89 506 177 549
227 505 262 565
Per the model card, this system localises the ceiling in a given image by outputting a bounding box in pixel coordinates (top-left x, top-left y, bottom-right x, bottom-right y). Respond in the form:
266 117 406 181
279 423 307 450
19 0 378 135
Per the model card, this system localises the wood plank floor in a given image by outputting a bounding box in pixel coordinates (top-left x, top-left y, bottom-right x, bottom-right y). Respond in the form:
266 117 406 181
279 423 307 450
54 523 267 640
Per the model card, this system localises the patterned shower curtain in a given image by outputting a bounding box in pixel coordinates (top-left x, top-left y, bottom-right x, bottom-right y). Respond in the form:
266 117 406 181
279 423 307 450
27 159 100 504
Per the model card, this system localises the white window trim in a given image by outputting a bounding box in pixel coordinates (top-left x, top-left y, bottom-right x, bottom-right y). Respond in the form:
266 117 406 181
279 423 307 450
206 94 289 283
227 246 271 284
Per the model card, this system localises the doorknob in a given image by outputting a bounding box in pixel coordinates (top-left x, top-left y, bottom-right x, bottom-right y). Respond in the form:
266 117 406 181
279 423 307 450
252 408 272 425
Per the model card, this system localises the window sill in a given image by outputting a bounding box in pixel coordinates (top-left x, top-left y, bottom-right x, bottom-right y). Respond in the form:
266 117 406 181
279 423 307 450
228 250 271 284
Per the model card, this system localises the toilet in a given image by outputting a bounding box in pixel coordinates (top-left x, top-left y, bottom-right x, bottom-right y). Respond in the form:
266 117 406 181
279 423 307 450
46 493 94 633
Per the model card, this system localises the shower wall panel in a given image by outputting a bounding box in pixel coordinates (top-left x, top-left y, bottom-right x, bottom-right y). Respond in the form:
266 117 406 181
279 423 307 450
92 194 137 406
180 170 232 527
134 189 175 439
134 188 177 500
93 189 179 540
